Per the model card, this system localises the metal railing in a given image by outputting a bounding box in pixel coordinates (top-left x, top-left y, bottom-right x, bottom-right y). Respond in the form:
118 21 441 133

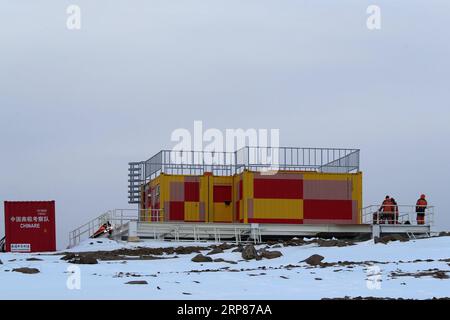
361 205 434 226
68 209 161 248
68 208 262 247
0 236 5 252
129 146 360 203
138 222 262 244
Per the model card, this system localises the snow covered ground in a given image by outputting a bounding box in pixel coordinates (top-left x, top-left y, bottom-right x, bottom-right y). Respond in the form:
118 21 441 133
1 236 449 300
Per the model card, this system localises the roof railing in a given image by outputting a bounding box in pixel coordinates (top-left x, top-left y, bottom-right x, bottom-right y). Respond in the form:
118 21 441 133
128 146 360 203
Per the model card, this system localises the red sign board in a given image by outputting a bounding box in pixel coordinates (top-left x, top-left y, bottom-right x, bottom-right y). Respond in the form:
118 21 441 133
4 201 56 252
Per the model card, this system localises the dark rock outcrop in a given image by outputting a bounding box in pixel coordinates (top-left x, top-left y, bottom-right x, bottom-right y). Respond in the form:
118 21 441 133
191 254 213 263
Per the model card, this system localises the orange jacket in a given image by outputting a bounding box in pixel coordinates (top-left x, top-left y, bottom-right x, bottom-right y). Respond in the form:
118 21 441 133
381 199 394 213
416 198 427 212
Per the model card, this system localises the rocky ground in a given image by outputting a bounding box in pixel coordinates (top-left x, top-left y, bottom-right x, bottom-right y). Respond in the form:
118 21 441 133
0 235 449 299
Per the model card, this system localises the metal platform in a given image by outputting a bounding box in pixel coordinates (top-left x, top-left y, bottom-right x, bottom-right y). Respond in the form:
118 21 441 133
68 206 434 248
122 221 431 244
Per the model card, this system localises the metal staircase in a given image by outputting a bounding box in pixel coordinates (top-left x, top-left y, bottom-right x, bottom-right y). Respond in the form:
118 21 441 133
68 209 138 248
0 236 6 252
128 162 144 204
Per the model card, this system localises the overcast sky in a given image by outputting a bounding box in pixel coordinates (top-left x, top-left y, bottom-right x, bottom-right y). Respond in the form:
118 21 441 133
1 1 449 249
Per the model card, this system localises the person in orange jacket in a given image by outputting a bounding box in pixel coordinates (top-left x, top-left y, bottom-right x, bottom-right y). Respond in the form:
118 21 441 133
377 196 394 224
416 194 428 225
391 197 399 224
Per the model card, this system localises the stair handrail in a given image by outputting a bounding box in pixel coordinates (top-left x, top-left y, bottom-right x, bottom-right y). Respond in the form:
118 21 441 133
0 236 6 252
68 210 113 248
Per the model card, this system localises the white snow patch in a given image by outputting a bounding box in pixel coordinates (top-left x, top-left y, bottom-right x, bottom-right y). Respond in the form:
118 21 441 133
1 236 449 300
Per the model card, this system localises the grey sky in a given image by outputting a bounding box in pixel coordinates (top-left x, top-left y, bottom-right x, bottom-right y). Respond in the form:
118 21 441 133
1 1 449 249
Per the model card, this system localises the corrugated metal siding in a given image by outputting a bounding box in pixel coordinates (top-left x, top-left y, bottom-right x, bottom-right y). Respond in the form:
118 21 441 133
213 185 232 203
169 181 184 201
251 199 303 221
184 202 200 222
141 170 363 225
210 176 233 222
253 178 303 199
184 181 200 202
303 199 353 220
169 201 184 221
303 179 352 200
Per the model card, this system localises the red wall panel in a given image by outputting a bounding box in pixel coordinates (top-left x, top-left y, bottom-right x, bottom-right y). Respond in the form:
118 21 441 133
169 201 185 221
184 182 199 202
303 200 353 220
254 179 303 199
213 185 232 203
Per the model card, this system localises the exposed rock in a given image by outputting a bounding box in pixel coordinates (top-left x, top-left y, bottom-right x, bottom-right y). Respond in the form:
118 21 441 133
115 272 142 278
302 254 325 266
284 238 306 246
375 235 409 244
317 239 354 247
26 258 43 261
13 267 40 274
60 253 76 261
125 280 148 285
191 254 213 263
207 247 224 255
248 273 266 276
216 243 235 251
57 245 211 261
174 246 203 255
433 271 449 279
232 246 244 253
391 269 449 279
0 259 2 265
260 250 283 260
69 256 98 265
213 258 237 264
242 245 258 260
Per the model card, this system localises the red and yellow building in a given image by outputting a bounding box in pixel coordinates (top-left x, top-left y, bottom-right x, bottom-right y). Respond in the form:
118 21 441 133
140 169 362 225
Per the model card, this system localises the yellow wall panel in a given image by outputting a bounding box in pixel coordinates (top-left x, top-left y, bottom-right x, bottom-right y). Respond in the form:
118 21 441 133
213 176 233 185
303 172 353 181
253 199 303 219
351 172 363 223
184 202 200 221
212 203 233 222
241 170 254 223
